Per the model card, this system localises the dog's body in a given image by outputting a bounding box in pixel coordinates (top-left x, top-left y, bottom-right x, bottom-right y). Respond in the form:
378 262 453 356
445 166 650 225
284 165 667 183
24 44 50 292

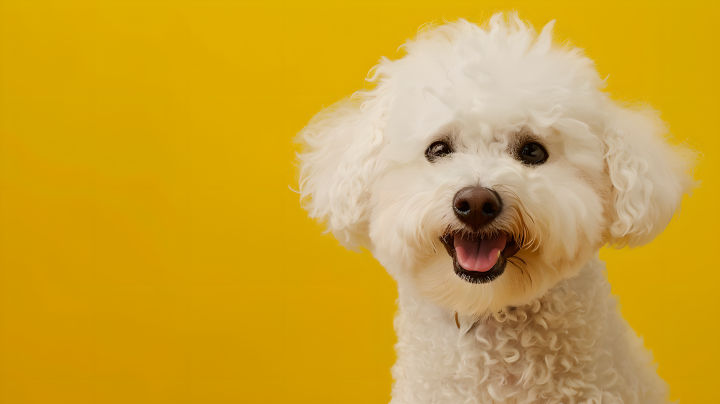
391 258 665 403
297 14 694 403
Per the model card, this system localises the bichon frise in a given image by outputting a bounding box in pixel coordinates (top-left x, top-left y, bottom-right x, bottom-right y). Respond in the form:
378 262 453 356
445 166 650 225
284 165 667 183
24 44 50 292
296 13 695 404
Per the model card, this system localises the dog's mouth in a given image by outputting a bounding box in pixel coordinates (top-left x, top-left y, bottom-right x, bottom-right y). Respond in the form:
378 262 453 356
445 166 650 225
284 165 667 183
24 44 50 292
440 231 520 284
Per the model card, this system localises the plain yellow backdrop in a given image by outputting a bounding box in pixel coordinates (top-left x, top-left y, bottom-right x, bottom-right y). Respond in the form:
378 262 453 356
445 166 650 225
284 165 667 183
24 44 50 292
0 1 717 403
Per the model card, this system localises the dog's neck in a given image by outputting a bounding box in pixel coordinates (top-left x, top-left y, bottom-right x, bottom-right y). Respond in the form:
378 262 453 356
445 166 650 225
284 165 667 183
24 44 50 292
394 256 607 335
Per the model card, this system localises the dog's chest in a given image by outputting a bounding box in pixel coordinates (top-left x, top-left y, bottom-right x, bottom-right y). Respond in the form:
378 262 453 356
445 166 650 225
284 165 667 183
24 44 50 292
390 263 666 404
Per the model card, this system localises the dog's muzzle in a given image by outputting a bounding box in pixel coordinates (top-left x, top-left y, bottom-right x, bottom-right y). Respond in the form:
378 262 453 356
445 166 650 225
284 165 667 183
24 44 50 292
440 186 520 283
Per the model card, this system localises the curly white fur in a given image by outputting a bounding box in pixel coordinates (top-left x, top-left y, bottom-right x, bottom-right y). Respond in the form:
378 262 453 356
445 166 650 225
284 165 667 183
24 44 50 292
297 13 696 403
393 259 666 404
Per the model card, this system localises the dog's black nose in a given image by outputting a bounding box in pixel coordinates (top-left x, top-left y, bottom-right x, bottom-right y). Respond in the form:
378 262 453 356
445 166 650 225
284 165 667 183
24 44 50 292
453 186 502 230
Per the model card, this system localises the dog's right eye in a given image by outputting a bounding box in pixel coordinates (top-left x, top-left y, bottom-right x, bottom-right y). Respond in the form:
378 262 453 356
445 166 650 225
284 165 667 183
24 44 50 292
426 141 453 162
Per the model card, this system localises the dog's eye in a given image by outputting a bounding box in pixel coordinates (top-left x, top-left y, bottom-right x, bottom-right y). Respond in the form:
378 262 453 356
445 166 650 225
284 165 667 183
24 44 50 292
426 141 453 162
517 142 548 165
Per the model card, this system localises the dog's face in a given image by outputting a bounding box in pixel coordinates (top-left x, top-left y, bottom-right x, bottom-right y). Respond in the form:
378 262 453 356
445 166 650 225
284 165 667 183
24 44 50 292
298 15 695 317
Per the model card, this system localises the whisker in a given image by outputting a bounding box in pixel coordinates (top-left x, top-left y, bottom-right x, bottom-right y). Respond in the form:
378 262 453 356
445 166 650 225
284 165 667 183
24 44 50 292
506 259 527 292
507 256 532 287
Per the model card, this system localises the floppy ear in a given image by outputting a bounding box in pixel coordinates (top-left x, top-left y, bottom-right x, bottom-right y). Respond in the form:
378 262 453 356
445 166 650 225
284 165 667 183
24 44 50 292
296 97 385 250
603 104 697 248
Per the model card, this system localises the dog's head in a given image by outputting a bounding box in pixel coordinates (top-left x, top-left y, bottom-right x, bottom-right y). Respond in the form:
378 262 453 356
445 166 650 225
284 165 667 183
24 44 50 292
297 14 696 316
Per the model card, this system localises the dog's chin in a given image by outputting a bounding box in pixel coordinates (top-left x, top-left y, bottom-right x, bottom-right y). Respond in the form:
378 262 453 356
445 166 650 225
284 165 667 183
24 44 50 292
439 231 521 284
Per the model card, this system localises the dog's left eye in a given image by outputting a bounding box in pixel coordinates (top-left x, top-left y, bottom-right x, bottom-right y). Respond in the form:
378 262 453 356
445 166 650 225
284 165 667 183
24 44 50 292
517 142 548 165
426 141 453 162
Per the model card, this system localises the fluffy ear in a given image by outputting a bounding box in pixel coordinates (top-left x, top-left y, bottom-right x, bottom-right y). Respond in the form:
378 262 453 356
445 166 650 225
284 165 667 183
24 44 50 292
296 96 384 250
603 104 697 248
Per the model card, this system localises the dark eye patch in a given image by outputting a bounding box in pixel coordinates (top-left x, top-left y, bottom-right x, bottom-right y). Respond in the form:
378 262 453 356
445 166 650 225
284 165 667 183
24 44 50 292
426 141 453 162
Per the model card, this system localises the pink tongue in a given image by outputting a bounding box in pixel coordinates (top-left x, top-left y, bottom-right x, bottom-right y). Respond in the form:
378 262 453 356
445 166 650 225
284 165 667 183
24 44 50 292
454 233 507 272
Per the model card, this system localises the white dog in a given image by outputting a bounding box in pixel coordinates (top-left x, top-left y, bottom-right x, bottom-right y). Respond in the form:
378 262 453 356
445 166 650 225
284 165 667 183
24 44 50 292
297 13 695 404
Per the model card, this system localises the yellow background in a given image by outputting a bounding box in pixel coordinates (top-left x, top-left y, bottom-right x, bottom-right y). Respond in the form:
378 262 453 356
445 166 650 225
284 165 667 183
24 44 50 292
0 1 717 403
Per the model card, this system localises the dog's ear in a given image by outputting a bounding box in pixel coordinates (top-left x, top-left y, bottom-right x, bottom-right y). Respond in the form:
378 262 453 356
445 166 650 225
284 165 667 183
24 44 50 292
296 97 384 250
603 104 697 248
